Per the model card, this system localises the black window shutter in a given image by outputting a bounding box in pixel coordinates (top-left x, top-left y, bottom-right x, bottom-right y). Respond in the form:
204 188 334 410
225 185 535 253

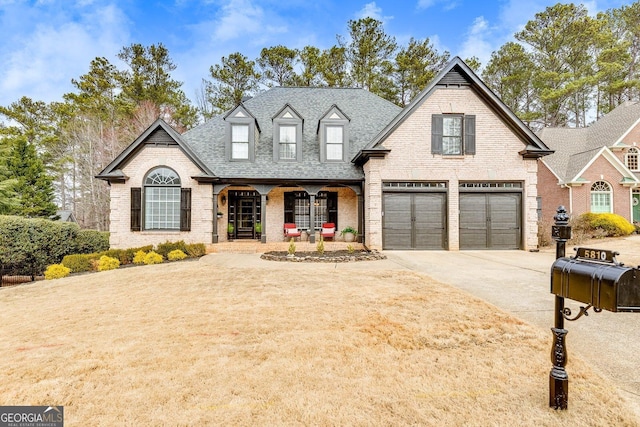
284 192 295 224
327 192 338 226
431 115 443 154
180 188 191 231
464 115 476 155
131 187 141 231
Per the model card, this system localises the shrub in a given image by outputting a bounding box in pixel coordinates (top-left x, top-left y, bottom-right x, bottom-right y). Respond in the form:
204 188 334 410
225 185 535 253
185 243 206 257
44 264 71 280
575 213 635 238
288 238 296 255
132 250 146 265
347 244 355 254
0 215 79 276
75 229 110 254
61 254 97 273
168 249 187 261
97 255 120 271
143 251 164 265
316 237 325 255
123 246 153 264
156 240 188 258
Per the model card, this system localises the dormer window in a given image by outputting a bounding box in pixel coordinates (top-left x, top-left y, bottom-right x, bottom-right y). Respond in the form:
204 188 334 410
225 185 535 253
224 105 259 162
326 125 344 160
231 124 249 159
273 104 303 162
319 106 349 162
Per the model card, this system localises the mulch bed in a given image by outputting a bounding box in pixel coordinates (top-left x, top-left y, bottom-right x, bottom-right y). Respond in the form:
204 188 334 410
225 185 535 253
260 250 386 262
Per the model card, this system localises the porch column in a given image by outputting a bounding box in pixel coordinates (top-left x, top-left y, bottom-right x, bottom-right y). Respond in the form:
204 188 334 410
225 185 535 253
212 189 219 244
358 192 364 244
309 194 316 244
260 193 267 244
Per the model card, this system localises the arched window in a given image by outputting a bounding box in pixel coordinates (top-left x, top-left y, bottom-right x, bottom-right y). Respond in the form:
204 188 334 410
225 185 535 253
626 147 639 171
144 167 182 230
590 181 612 213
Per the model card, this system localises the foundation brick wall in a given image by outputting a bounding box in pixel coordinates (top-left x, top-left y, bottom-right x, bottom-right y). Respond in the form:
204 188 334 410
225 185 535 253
108 146 213 249
365 87 540 250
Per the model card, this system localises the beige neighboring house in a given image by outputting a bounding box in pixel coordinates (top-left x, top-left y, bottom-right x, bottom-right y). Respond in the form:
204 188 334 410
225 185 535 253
537 101 640 225
97 57 551 251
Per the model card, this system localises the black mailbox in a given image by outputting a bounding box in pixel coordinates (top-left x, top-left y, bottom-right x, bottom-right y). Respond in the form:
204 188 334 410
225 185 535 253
551 247 640 312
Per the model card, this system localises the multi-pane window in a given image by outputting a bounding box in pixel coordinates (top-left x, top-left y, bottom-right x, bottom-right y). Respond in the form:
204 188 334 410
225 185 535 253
442 116 463 155
626 147 639 171
590 181 612 213
431 114 475 155
279 125 297 160
144 167 181 230
285 191 337 230
326 125 344 160
231 124 249 159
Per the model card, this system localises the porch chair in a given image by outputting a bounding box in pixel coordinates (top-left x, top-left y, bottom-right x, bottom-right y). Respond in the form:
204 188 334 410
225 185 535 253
283 223 302 241
320 223 336 241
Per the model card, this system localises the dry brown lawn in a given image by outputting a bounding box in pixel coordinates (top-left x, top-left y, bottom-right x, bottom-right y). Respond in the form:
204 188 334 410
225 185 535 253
1 255 638 426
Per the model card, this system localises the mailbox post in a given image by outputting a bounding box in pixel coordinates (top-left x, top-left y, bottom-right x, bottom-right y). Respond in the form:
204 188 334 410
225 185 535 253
548 206 640 409
550 206 570 409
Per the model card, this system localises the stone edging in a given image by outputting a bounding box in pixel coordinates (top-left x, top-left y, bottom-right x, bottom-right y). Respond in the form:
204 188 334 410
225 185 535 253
260 251 386 263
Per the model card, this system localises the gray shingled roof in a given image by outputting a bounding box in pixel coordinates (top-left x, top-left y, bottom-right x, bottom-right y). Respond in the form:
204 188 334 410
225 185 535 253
183 87 402 181
538 101 640 182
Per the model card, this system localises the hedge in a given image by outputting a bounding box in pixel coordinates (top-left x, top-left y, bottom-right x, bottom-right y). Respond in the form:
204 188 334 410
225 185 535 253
0 215 79 277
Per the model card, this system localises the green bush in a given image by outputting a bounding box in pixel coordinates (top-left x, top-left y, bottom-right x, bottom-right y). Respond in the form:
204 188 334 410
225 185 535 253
44 264 71 280
75 229 110 254
576 213 635 237
0 215 79 276
61 254 97 273
168 249 187 261
185 243 206 257
156 240 188 258
97 255 120 271
143 251 163 265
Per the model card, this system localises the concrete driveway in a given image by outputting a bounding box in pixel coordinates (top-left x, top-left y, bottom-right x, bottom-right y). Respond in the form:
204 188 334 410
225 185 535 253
383 236 640 417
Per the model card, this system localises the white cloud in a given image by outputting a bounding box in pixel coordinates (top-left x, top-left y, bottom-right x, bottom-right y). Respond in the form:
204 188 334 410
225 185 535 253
459 16 493 66
0 3 129 105
355 2 393 25
213 0 268 41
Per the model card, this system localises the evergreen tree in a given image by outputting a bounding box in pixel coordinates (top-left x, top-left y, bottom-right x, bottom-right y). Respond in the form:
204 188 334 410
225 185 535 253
257 45 299 87
203 52 261 116
339 17 397 94
6 136 57 218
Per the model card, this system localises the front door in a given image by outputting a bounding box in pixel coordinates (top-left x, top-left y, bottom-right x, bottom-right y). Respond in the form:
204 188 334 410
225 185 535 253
237 198 257 239
228 191 262 239
633 193 640 223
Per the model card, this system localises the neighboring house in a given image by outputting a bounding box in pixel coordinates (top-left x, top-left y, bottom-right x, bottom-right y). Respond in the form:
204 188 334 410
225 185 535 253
97 57 551 251
537 101 640 225
55 210 77 223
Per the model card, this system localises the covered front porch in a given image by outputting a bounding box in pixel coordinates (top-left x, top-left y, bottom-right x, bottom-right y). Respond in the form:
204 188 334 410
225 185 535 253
211 182 364 245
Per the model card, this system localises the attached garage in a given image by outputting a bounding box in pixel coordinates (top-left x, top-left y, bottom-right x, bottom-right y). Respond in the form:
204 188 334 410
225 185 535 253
458 183 522 249
382 182 447 250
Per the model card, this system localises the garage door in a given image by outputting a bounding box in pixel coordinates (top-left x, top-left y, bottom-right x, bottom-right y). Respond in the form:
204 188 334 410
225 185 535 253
383 192 446 250
459 193 521 249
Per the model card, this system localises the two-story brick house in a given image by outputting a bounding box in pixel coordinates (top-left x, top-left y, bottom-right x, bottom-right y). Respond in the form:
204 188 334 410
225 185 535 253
97 57 551 251
537 101 640 225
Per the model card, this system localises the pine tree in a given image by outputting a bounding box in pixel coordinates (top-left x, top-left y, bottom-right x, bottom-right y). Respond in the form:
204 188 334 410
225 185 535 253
7 136 57 218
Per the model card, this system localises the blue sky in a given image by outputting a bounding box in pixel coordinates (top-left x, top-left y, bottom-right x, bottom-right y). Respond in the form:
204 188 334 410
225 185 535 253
0 0 632 108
